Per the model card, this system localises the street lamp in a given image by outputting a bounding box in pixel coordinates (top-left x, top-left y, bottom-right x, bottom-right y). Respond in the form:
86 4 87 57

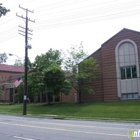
9 53 23 66
9 53 22 60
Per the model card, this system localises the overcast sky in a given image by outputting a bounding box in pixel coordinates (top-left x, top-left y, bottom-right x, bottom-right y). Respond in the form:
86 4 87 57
1 0 140 64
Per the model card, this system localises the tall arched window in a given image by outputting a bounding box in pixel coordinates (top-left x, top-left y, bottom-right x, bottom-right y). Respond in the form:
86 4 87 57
115 39 140 99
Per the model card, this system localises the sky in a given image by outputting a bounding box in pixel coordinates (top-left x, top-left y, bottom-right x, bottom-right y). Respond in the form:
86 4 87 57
0 0 140 65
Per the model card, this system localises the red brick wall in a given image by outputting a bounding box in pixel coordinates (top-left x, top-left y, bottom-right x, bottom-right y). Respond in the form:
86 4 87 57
60 89 77 102
101 29 140 101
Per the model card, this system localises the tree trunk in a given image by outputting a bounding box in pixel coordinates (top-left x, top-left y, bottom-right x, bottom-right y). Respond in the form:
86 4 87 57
47 94 51 105
78 78 82 103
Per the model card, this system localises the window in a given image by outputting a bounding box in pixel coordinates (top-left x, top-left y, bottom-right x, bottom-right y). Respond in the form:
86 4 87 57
121 67 125 79
132 66 137 78
120 65 137 79
121 93 139 99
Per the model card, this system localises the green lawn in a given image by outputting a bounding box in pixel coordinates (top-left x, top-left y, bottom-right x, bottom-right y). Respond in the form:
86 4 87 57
0 101 140 121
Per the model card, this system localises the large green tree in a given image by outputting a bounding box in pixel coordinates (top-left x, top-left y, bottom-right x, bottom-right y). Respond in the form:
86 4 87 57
64 42 98 103
28 49 72 104
43 62 72 104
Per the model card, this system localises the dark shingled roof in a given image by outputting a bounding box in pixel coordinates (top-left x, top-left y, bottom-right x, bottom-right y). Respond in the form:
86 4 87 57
0 64 24 73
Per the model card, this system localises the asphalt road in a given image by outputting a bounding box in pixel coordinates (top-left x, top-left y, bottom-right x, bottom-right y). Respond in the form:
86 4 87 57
0 115 140 140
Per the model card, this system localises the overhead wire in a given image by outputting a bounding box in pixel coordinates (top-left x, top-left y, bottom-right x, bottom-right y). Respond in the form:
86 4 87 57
1 0 140 27
33 0 140 22
32 9 140 30
0 0 136 26
0 0 35 24
34 0 89 11
0 0 140 42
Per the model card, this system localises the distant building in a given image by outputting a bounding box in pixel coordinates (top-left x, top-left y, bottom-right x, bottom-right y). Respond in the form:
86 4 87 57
0 64 24 102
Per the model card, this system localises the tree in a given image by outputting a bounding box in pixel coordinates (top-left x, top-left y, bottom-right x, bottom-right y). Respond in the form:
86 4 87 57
0 3 10 18
43 62 71 104
14 59 24 66
14 83 24 103
64 42 98 103
28 48 72 104
0 53 8 64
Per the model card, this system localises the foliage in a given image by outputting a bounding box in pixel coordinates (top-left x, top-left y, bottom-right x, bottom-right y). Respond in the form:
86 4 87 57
14 59 24 66
60 79 73 95
64 42 87 74
34 48 62 70
78 57 98 79
0 4 10 63
64 42 98 102
27 48 72 104
43 62 72 104
14 83 24 103
0 53 8 64
0 3 10 18
15 74 40 103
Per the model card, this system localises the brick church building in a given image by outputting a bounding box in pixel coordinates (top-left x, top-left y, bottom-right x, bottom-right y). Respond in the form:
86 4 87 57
61 28 140 102
1 28 140 103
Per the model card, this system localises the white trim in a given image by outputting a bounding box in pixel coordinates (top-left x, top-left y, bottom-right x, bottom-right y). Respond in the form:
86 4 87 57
115 39 140 98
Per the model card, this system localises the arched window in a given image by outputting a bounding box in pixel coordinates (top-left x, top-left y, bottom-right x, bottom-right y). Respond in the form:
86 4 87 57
115 39 140 99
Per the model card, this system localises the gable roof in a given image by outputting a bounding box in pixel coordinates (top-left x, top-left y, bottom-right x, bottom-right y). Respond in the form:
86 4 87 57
0 64 24 73
101 28 140 46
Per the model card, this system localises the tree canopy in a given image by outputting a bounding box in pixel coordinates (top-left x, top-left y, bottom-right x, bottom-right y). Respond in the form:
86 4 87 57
64 42 98 102
23 49 72 104
0 53 8 64
15 44 97 104
14 59 24 66
0 3 10 18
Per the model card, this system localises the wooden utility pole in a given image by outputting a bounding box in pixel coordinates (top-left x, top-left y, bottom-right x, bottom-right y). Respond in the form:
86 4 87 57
16 5 35 115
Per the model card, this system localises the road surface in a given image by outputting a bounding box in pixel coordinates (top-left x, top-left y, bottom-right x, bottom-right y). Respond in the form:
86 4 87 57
0 114 139 140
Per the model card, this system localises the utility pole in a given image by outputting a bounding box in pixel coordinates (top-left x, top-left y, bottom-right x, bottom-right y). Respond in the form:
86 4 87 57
16 5 35 115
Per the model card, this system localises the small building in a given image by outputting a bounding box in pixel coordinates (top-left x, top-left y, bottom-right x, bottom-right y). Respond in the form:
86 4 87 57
80 28 140 102
0 64 24 102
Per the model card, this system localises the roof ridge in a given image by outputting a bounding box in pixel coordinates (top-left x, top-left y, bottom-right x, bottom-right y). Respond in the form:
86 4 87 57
101 28 140 46
0 64 24 73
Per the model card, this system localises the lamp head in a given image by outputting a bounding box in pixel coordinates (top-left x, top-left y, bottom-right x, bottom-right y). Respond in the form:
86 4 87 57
9 53 13 56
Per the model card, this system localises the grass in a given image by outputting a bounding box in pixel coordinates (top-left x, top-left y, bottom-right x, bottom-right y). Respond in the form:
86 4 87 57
0 101 140 122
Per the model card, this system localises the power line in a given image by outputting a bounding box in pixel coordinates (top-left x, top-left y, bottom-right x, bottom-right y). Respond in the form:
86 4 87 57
34 0 140 23
1 0 139 26
0 0 140 43
31 9 140 30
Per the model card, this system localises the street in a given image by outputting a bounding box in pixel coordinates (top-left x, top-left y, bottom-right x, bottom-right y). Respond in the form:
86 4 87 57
0 114 139 140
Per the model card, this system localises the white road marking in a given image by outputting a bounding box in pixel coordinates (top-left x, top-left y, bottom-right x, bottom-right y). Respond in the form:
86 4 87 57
14 136 35 140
